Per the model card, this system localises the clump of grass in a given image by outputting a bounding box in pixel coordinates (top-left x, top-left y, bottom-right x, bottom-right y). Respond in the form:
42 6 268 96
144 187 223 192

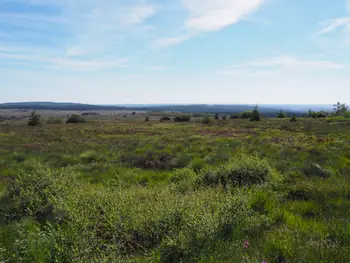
303 163 332 178
46 117 64 124
79 151 100 164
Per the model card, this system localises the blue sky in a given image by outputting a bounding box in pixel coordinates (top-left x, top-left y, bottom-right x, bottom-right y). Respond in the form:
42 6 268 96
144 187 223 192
1 0 349 104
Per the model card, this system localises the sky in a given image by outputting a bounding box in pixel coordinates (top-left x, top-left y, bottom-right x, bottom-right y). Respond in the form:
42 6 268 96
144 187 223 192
1 0 350 104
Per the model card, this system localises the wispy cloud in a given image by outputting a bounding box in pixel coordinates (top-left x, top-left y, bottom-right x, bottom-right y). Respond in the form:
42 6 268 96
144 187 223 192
182 0 266 32
153 0 266 47
0 0 155 71
315 0 350 44
316 17 350 36
219 56 345 75
0 52 127 71
247 56 345 69
152 35 190 48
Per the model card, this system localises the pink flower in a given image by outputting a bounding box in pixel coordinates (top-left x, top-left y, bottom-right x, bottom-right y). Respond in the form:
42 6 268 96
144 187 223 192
243 241 250 249
262 260 268 263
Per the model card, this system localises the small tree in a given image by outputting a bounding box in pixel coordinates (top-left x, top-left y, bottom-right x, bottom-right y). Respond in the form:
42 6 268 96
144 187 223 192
308 109 313 118
222 115 227 120
201 115 213 125
333 102 348 116
277 110 287 119
214 113 220 120
145 116 150 122
28 110 41 126
250 106 261 121
290 114 297 122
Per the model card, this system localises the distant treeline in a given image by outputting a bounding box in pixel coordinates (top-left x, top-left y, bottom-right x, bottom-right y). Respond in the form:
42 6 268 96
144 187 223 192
0 102 306 116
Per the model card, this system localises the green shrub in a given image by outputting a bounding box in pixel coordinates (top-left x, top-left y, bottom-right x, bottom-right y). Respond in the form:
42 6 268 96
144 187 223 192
145 116 150 122
28 110 41 126
277 111 288 118
171 153 192 168
230 114 240 119
160 116 172 122
199 155 272 187
171 168 196 183
189 158 207 172
66 114 85 124
201 115 214 125
214 113 220 120
308 110 327 118
173 115 191 122
222 115 227 120
290 114 297 122
240 111 253 119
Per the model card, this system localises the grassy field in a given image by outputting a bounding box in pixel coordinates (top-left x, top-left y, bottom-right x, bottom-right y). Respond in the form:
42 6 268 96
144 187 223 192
1 115 350 262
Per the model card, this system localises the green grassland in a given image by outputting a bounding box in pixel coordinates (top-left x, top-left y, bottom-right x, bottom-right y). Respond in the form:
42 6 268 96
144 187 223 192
1 116 350 262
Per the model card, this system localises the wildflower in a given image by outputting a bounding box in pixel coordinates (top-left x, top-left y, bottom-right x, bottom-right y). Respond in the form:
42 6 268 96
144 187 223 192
262 260 268 263
243 241 249 249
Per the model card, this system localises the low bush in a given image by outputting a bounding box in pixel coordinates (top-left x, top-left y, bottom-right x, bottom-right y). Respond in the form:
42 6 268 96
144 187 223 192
240 111 253 119
189 158 207 172
66 115 85 124
290 114 297 122
199 155 272 187
277 111 288 118
173 115 191 122
201 115 214 125
230 114 240 119
160 116 172 122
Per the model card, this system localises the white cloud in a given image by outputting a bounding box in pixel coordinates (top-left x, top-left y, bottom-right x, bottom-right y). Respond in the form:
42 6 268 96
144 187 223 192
120 5 155 25
0 52 127 71
182 0 265 31
247 56 345 69
152 35 190 47
316 0 350 44
1 0 155 70
219 56 345 75
316 17 350 36
154 0 266 47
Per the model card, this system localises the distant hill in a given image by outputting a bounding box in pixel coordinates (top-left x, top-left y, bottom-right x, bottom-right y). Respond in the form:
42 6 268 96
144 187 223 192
0 102 324 116
0 102 125 111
